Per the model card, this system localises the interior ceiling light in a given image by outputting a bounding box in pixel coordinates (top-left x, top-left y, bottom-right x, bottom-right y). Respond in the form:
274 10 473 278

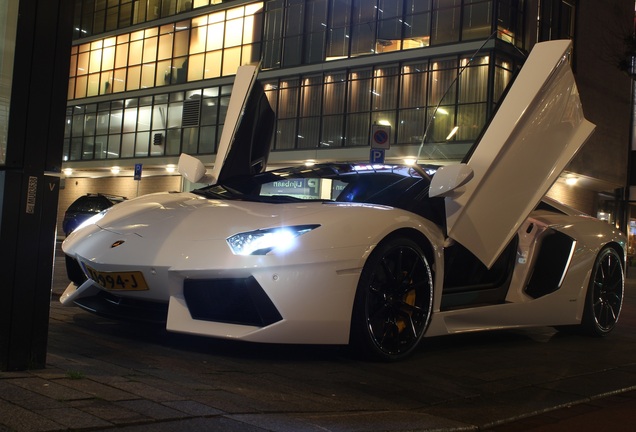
166 164 176 173
446 126 459 140
111 166 120 174
63 168 73 176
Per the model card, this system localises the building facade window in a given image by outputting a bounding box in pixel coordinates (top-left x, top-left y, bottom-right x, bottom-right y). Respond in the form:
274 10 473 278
69 0 525 98
65 0 527 164
71 0 526 82
72 0 231 39
497 0 524 46
69 3 264 99
538 0 575 42
64 50 517 162
261 0 524 69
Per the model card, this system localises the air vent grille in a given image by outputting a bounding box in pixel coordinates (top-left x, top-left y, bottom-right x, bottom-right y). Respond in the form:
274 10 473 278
182 99 200 127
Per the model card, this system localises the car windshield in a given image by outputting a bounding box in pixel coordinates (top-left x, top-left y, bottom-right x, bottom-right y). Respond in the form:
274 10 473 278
192 163 436 206
68 197 111 213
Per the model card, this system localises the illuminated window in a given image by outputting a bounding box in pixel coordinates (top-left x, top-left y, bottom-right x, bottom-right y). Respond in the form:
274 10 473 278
113 69 126 92
142 36 158 63
207 19 225 51
372 65 399 111
204 50 222 79
68 4 265 99
87 73 100 96
126 65 141 90
102 44 115 70
77 50 89 76
188 53 205 81
128 39 143 65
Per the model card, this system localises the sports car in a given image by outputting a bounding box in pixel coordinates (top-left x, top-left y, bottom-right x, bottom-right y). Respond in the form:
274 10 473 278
60 40 626 361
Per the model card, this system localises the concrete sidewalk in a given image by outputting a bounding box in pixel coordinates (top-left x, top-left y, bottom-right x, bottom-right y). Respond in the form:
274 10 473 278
3 301 636 432
1 253 635 431
491 390 636 431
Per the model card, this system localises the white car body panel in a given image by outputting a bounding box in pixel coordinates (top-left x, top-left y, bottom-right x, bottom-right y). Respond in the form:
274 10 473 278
427 207 624 336
61 195 624 342
438 40 595 268
62 193 446 344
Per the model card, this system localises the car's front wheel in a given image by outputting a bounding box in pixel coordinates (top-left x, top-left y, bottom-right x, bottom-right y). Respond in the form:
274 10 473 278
350 236 433 361
580 246 624 336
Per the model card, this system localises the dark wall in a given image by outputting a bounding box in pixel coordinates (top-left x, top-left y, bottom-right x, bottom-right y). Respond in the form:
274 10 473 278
523 0 632 191
568 0 632 189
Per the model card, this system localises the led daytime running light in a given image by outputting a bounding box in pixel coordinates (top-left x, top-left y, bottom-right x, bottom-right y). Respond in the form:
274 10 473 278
227 224 320 255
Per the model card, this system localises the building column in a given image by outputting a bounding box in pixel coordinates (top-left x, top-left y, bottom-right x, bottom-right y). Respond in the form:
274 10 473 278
0 0 73 371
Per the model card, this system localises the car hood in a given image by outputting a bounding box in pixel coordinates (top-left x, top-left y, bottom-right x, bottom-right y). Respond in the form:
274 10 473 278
61 192 427 271
84 192 330 240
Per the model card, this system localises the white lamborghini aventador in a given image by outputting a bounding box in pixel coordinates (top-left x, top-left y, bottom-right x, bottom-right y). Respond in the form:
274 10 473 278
60 40 626 361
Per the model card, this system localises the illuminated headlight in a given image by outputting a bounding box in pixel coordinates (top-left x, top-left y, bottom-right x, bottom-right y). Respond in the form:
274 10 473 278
227 224 320 255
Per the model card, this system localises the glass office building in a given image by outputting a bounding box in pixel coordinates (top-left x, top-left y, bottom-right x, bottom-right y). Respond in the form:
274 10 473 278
63 0 536 168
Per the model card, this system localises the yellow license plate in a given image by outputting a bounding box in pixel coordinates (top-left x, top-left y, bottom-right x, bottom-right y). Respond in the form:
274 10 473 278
84 265 149 291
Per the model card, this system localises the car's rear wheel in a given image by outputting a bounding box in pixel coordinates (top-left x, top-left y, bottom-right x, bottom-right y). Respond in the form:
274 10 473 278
580 246 624 336
350 236 433 361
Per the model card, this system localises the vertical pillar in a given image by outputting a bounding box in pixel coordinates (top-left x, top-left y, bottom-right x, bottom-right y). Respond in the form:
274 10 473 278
0 0 72 371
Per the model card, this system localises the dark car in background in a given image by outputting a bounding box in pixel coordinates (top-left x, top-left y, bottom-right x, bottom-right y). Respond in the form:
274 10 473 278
62 193 126 236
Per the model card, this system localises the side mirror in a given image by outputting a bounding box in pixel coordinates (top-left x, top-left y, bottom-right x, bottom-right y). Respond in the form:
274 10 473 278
177 153 216 184
429 164 474 197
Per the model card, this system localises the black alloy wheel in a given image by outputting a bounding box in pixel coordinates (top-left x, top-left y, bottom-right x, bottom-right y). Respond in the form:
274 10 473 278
351 236 433 361
581 247 624 336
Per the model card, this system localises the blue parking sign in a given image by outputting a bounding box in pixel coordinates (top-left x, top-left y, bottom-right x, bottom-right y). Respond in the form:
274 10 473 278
134 163 143 180
370 149 385 164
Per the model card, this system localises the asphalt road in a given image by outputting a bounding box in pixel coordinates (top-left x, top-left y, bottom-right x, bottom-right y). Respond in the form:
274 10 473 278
41 241 636 431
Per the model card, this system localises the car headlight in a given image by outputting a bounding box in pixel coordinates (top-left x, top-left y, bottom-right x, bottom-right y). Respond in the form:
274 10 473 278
226 224 320 255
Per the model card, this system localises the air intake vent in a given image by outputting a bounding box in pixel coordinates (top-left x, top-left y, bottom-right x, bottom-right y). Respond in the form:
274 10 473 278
182 99 200 127
525 231 575 298
183 277 283 327
153 133 163 145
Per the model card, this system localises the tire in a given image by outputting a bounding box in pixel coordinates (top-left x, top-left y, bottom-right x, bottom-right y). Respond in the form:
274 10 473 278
350 236 433 361
580 247 624 337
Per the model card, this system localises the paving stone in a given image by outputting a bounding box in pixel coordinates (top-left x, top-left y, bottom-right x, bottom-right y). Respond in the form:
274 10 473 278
230 411 473 432
73 399 150 425
116 399 191 420
54 377 139 401
35 407 113 429
0 380 66 410
0 371 31 379
28 367 68 381
423 386 581 428
0 399 64 432
9 377 93 401
162 400 224 416
109 381 182 401
537 369 636 398
96 417 268 432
